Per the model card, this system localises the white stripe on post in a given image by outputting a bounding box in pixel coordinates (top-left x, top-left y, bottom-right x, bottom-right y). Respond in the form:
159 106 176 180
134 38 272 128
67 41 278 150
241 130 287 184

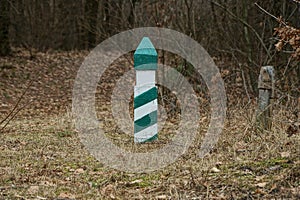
134 124 158 141
134 99 158 121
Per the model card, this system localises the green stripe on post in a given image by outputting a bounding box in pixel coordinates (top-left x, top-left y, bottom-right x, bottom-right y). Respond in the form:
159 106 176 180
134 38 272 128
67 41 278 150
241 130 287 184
134 110 158 133
134 87 157 109
142 134 158 143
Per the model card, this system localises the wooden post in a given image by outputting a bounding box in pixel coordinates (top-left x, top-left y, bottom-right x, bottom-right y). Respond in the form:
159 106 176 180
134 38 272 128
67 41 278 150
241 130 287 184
133 37 158 143
257 66 275 130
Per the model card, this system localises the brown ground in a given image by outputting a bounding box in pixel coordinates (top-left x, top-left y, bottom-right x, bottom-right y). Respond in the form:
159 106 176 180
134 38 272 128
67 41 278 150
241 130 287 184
0 49 299 199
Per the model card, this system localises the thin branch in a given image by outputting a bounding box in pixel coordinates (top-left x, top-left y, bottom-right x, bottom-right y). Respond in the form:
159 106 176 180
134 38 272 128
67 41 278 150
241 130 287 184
211 1 271 59
254 3 288 26
0 79 34 126
0 100 33 132
7 0 20 14
240 66 251 105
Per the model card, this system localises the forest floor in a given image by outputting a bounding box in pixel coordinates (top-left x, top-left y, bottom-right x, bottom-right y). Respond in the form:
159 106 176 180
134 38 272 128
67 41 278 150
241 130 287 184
0 49 299 199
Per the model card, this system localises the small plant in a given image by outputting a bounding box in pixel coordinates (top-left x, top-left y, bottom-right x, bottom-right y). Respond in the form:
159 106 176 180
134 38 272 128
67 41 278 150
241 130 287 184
57 130 74 138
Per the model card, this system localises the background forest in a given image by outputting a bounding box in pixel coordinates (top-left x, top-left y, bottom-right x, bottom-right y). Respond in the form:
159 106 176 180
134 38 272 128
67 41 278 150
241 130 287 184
0 0 299 199
1 0 299 94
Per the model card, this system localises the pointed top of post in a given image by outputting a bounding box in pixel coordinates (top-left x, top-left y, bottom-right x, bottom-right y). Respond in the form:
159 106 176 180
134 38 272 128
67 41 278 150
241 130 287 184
134 37 157 70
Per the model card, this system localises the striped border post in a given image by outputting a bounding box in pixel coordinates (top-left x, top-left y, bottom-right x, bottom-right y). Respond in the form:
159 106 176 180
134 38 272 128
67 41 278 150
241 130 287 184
134 37 158 143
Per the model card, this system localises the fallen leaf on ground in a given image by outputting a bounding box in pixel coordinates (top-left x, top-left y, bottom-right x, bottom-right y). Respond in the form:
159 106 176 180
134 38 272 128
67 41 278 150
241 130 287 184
255 175 265 181
101 184 115 196
58 192 75 199
211 167 221 173
256 182 267 188
280 151 290 158
27 185 39 194
130 179 143 184
74 168 85 174
156 195 167 199
36 196 47 200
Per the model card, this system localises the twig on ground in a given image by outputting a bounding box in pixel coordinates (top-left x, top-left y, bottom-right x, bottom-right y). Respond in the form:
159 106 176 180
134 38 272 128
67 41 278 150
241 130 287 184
0 79 34 128
0 99 33 132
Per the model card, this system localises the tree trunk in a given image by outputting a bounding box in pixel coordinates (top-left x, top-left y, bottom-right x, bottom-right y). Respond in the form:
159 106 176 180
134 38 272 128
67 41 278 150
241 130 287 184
242 0 256 93
128 0 137 28
0 0 11 56
85 0 99 48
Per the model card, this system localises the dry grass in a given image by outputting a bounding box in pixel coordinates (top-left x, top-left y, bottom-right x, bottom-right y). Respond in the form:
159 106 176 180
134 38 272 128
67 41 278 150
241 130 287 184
0 50 299 199
0 103 299 199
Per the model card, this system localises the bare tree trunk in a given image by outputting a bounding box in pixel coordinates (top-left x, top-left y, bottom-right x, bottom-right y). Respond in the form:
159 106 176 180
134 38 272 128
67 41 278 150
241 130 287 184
128 0 137 28
103 0 110 38
0 0 11 56
297 2 300 28
85 0 99 48
242 0 256 93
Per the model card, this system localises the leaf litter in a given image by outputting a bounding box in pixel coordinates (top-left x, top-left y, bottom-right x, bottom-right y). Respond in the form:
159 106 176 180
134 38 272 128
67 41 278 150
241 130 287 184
0 49 299 199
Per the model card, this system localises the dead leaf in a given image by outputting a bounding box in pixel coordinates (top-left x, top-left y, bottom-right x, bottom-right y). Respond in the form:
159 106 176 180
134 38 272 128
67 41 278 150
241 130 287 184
286 122 300 137
270 184 277 192
36 196 47 200
156 195 167 199
27 185 39 194
255 188 267 194
255 175 265 181
40 180 56 186
280 151 290 158
211 167 220 173
101 184 115 196
256 182 267 188
130 179 143 184
275 40 284 51
268 165 281 171
58 192 75 199
74 168 85 174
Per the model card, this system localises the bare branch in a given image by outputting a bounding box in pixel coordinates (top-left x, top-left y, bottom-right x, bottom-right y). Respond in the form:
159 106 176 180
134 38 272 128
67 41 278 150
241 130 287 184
0 99 33 132
254 3 288 26
0 79 34 126
211 1 271 59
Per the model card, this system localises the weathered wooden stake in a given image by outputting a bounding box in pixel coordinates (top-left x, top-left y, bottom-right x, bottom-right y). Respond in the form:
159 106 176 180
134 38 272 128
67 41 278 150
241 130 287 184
133 37 158 143
256 66 275 130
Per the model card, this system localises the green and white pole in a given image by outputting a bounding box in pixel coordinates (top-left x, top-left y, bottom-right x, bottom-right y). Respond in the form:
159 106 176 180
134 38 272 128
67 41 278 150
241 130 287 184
134 37 158 143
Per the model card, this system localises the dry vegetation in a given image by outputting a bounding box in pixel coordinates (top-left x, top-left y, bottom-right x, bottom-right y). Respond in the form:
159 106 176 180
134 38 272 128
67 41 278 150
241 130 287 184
0 49 299 199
